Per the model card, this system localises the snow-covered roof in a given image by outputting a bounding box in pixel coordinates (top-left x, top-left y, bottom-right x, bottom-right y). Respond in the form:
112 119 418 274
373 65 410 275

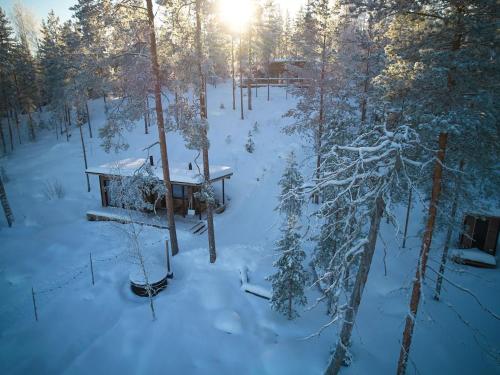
86 157 233 185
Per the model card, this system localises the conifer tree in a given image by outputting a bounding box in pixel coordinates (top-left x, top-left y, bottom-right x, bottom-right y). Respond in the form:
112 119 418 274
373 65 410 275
269 151 308 319
269 214 308 320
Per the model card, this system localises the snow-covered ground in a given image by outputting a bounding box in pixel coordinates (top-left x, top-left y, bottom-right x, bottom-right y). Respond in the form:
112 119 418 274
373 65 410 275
1 83 499 374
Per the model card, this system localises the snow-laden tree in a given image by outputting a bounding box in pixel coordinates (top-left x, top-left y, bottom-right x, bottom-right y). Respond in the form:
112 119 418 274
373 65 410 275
314 120 422 373
284 0 336 203
99 1 153 150
70 0 113 102
0 7 15 152
276 151 304 217
269 151 308 319
107 162 166 213
268 214 308 320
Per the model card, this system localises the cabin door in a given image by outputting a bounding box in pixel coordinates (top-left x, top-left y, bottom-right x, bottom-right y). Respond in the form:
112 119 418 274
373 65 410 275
472 218 488 250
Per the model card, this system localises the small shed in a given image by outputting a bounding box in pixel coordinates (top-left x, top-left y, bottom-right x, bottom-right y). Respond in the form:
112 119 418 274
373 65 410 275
459 214 500 256
86 156 233 219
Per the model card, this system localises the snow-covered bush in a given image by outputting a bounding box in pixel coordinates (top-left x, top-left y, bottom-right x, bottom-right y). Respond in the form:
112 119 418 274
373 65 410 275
43 179 65 200
225 135 232 144
220 102 225 109
245 131 255 153
252 121 260 133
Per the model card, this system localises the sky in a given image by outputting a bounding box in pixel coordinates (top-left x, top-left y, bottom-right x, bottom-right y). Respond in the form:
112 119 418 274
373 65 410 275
0 0 305 25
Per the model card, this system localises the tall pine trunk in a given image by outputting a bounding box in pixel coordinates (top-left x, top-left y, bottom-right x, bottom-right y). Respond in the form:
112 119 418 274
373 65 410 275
247 25 252 111
239 36 244 120
0 175 14 227
13 109 21 144
0 119 6 154
314 35 327 205
396 132 448 374
325 196 385 375
6 112 14 151
85 102 93 138
78 122 91 192
434 159 464 300
146 0 180 256
196 0 216 263
402 188 412 248
231 36 236 111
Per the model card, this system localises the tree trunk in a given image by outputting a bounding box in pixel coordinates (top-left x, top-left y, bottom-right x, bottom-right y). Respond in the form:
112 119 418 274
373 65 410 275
146 0 180 256
314 35 327 205
13 109 21 144
6 112 14 152
402 188 412 248
325 196 385 375
231 36 236 111
85 102 93 138
146 95 151 128
239 36 244 120
397 132 448 375
247 25 252 111
434 159 464 300
0 175 14 227
360 17 372 123
143 98 149 134
78 122 91 192
196 0 216 263
0 119 6 154
27 110 36 142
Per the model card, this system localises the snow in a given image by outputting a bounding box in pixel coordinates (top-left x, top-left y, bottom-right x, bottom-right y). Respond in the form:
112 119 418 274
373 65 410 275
0 83 499 375
129 263 168 285
86 158 233 185
450 248 497 267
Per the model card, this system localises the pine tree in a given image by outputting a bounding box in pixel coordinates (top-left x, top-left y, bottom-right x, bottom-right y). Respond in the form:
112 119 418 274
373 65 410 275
269 151 308 319
268 214 308 320
276 151 304 217
0 7 15 152
285 0 336 204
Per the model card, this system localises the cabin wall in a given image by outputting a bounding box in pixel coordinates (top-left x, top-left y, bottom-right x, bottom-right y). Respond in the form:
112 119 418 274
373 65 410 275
460 215 499 255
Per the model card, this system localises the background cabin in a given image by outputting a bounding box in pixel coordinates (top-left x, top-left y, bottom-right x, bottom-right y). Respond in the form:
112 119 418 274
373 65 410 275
459 214 500 256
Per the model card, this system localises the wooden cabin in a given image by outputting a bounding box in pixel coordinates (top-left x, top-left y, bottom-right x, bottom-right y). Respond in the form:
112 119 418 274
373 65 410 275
459 214 500 256
243 59 307 87
86 156 233 219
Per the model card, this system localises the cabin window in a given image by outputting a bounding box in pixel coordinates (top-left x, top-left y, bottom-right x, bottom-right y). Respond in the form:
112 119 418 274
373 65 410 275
172 184 184 199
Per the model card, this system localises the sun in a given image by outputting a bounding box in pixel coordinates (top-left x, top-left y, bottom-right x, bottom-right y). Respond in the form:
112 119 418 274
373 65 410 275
218 0 254 33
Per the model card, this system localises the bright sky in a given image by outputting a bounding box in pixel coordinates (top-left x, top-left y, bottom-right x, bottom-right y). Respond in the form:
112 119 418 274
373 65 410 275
0 0 305 24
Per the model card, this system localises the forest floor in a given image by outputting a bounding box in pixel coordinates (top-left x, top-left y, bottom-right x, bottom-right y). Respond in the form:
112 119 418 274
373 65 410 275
0 83 499 374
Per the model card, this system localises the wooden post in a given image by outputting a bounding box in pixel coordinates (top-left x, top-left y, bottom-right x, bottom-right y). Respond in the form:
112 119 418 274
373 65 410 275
90 252 95 285
31 287 38 322
397 132 448 375
402 188 412 248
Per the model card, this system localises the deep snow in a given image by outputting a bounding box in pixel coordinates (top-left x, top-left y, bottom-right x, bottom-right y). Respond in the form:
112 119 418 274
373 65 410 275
0 83 499 375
